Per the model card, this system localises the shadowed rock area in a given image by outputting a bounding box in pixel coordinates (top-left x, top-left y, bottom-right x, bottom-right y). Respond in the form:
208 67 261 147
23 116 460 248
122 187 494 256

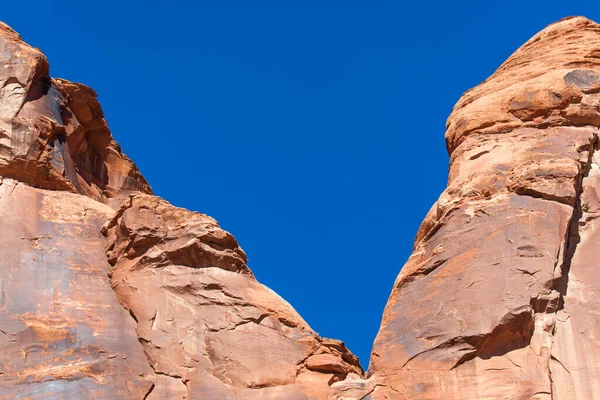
1 15 600 400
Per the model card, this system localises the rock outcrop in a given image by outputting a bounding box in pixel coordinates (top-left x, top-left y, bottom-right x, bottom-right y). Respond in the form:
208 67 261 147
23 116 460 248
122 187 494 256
102 194 362 399
368 16 600 399
0 22 150 205
0 21 362 399
2 14 600 400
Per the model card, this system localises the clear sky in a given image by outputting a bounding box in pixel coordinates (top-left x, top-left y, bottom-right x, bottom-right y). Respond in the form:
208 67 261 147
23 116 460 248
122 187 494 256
4 1 600 368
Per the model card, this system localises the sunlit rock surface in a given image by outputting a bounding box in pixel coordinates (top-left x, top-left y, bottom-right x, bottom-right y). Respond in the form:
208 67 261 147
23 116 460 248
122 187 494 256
103 194 362 399
0 21 362 399
2 15 600 400
368 16 600 400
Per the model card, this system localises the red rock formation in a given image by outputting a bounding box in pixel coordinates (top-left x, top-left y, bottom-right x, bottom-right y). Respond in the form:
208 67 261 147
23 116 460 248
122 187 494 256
102 194 362 398
3 14 600 400
0 179 155 399
0 22 150 205
0 21 362 399
368 16 600 399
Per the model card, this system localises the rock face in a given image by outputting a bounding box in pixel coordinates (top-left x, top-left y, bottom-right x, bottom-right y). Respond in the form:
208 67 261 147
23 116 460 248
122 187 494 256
102 194 362 399
0 22 150 205
368 16 600 399
0 179 155 399
0 21 362 399
2 14 600 400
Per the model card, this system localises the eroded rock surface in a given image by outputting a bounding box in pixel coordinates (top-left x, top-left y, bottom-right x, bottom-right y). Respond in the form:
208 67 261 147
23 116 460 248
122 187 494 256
0 21 362 399
0 22 150 205
368 16 600 399
103 194 362 399
3 13 600 400
0 178 155 399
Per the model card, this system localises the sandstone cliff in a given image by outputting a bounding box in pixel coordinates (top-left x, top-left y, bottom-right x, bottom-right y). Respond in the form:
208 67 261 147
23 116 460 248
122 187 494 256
0 22 362 399
1 15 600 400
368 16 600 400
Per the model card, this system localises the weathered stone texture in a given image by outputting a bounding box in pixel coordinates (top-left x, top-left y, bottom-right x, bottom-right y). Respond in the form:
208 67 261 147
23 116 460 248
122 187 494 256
0 22 150 204
368 16 600 399
0 179 154 399
0 20 362 399
102 194 363 399
3 14 600 400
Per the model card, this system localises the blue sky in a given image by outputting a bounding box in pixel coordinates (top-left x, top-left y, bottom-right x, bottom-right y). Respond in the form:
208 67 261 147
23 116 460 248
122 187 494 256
5 1 600 367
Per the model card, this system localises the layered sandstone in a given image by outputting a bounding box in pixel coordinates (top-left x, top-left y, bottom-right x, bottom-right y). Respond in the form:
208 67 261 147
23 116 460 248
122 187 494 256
368 16 600 399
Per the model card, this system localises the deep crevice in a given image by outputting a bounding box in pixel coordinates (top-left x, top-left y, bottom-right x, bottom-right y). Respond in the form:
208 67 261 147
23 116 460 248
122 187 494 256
557 132 598 309
142 382 155 400
544 130 599 399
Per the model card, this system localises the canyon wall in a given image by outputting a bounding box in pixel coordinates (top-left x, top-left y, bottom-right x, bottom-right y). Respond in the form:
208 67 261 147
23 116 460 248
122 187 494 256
368 16 600 400
0 22 362 399
1 15 600 400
